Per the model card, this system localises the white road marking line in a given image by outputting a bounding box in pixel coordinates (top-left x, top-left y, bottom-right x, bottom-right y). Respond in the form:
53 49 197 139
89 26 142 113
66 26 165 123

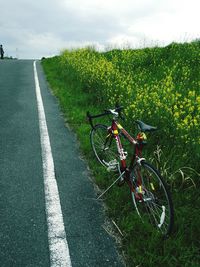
33 61 72 267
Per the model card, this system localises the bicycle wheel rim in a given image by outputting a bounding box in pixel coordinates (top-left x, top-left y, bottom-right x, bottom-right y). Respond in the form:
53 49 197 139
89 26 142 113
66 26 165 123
131 162 174 236
90 124 119 170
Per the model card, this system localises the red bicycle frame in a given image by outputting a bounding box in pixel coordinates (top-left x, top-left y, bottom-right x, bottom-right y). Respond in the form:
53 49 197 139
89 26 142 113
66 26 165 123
108 119 147 194
110 119 146 166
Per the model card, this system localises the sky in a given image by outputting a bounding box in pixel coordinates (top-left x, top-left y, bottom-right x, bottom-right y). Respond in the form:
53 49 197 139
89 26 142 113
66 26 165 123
0 0 199 59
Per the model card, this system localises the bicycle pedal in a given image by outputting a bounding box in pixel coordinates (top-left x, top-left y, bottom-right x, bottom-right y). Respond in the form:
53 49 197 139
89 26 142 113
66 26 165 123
107 165 117 172
107 160 118 172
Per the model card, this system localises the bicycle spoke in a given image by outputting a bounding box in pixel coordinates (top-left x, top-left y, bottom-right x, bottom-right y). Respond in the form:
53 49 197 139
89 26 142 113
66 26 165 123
90 124 120 170
130 162 173 236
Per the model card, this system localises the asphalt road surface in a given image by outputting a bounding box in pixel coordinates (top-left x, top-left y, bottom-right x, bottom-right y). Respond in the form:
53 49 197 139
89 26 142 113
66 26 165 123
0 60 124 267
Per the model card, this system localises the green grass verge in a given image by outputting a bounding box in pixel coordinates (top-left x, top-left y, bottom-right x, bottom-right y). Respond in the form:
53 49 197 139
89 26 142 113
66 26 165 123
41 56 200 267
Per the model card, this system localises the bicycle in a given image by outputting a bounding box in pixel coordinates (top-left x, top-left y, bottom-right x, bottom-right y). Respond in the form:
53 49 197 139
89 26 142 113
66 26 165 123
87 106 174 237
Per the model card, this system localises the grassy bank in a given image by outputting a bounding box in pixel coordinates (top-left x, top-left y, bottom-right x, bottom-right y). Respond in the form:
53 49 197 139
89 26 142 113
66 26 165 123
42 42 200 266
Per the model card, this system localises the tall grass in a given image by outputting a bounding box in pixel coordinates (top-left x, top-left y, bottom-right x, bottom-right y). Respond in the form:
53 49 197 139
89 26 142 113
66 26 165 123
42 41 200 266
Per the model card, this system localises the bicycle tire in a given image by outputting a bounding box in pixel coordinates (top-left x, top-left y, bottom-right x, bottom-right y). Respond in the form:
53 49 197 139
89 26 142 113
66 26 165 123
90 124 120 171
130 161 174 236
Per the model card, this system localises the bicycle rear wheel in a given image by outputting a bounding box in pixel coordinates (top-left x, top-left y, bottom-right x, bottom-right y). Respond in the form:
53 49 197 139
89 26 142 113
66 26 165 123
131 162 174 236
90 124 119 171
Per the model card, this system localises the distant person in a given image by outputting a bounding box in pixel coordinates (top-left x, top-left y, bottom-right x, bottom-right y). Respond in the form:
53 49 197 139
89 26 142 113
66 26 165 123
0 44 4 59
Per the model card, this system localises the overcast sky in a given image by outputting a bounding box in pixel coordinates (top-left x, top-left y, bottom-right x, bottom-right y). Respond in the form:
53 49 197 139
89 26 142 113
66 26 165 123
0 0 199 59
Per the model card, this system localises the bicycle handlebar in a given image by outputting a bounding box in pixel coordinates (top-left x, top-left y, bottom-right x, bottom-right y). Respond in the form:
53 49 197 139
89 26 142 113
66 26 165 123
87 111 109 120
87 106 124 128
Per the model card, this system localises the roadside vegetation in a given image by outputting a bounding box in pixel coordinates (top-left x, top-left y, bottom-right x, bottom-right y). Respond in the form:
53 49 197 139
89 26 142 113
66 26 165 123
42 41 200 267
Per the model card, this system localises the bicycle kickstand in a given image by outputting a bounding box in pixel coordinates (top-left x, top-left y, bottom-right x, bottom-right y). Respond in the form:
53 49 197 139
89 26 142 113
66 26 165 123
96 171 125 200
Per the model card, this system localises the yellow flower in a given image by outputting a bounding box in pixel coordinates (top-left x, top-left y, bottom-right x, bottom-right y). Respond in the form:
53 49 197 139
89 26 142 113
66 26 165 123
174 112 179 118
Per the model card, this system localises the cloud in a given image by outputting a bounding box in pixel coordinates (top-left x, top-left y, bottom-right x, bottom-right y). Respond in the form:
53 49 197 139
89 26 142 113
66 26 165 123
0 0 199 58
127 0 200 44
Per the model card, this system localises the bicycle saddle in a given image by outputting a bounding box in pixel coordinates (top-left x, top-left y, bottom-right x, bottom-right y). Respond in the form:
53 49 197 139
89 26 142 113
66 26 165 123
135 120 157 132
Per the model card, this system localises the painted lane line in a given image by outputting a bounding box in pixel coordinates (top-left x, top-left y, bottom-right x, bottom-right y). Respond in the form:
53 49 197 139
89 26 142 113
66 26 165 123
33 61 72 267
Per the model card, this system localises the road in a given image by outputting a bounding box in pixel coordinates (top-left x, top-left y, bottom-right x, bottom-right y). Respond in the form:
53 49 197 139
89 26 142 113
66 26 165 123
0 60 124 267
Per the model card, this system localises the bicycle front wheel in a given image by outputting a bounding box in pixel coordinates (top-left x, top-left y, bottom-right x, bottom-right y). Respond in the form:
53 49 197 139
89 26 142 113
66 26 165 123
131 162 174 236
90 124 119 171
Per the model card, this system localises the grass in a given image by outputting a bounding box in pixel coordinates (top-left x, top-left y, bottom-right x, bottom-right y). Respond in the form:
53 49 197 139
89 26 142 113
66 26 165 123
41 42 200 267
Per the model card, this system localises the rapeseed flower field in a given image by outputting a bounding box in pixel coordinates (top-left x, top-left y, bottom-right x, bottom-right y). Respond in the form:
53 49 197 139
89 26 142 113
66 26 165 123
61 41 200 172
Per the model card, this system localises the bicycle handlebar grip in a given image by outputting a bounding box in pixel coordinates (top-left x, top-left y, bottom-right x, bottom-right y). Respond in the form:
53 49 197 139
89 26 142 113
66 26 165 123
115 105 125 120
115 106 123 112
86 111 95 129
